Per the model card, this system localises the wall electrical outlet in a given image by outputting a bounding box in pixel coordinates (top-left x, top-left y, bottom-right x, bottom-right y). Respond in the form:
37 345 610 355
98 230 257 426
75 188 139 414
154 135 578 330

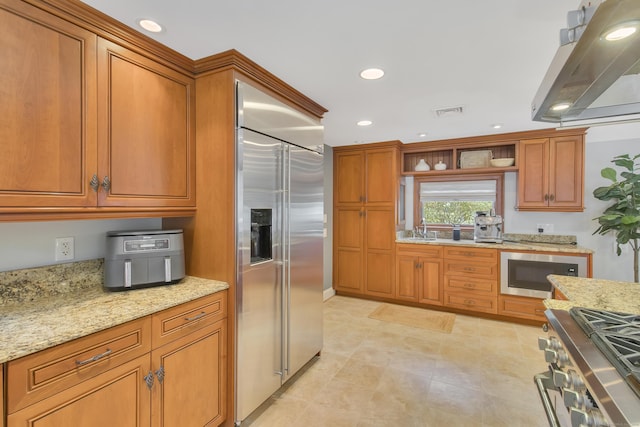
55 237 75 261
536 224 555 234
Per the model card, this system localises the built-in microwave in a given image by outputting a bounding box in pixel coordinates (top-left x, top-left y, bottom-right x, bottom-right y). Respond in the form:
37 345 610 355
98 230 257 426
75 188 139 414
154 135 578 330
500 251 587 299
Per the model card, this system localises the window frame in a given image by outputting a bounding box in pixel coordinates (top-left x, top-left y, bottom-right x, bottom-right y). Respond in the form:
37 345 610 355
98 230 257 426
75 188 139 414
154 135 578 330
413 173 504 232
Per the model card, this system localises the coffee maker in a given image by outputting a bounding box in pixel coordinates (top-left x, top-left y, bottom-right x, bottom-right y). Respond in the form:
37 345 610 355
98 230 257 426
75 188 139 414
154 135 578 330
474 210 503 243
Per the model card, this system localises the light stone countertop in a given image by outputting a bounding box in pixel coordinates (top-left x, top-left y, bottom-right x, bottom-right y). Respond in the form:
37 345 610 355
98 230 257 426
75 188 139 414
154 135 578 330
395 238 594 254
0 276 229 364
543 275 640 314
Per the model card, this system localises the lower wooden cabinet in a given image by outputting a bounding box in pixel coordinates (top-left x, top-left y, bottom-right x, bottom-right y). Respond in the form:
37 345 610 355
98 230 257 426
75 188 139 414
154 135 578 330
443 247 498 314
1 364 4 427
151 319 226 427
498 295 546 322
5 291 227 427
396 245 443 305
8 356 152 427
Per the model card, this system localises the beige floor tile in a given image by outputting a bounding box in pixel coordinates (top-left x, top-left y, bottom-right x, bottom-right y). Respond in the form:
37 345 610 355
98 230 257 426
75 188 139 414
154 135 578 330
246 295 550 426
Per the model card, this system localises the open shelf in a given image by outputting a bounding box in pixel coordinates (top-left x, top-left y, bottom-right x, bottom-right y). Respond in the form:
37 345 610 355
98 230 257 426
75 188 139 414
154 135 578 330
402 142 517 175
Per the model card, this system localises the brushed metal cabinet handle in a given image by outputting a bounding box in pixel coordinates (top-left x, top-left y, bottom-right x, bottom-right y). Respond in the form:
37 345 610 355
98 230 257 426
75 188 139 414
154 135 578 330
75 348 112 366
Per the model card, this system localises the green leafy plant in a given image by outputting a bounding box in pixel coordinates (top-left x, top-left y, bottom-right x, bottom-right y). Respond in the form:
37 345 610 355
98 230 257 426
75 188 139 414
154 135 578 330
592 154 640 282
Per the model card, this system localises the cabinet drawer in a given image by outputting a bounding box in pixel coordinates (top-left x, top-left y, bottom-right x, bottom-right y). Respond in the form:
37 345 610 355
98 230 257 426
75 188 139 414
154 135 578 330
444 260 497 279
444 277 496 294
396 244 443 258
444 291 497 314
498 295 546 321
7 317 151 413
444 247 497 262
152 291 227 349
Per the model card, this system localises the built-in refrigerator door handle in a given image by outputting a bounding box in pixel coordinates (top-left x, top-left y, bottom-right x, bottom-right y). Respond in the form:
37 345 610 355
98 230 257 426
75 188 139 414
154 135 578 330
285 144 292 376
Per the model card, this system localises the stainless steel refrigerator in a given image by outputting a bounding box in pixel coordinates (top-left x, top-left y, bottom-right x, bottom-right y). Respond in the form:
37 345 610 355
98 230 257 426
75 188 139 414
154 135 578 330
235 81 324 424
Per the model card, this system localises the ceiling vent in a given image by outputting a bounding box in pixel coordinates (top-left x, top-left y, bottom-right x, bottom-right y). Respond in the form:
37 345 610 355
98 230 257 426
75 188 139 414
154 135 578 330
434 105 465 118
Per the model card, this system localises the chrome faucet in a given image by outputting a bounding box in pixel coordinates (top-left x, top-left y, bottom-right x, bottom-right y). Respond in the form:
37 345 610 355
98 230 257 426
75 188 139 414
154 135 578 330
414 218 429 238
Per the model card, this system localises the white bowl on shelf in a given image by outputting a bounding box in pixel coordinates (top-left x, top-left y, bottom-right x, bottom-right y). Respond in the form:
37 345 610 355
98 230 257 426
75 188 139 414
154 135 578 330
490 158 514 167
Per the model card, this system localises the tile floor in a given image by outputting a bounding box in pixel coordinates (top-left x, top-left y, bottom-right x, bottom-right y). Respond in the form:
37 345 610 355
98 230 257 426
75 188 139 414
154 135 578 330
245 295 550 427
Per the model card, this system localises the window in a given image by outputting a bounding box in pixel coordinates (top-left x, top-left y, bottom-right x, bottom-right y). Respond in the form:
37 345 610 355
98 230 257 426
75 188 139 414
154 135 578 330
415 174 503 229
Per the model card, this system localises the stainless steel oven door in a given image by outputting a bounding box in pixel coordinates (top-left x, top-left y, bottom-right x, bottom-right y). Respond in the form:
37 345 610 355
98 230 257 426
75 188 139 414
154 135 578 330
500 252 587 299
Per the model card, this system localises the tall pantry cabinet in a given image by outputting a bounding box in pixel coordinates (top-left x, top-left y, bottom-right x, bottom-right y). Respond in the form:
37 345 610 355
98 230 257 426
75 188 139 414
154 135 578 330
333 142 400 298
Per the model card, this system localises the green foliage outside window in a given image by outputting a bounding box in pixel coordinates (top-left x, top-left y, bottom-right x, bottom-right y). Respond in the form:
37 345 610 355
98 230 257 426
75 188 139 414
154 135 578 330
422 201 494 225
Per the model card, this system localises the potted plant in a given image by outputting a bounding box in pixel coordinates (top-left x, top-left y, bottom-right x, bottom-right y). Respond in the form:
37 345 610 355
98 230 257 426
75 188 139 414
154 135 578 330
592 154 640 282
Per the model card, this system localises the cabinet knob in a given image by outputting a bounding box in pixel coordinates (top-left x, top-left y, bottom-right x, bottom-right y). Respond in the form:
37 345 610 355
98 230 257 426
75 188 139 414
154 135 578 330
544 194 549 201
89 174 99 192
155 366 165 384
101 176 111 192
144 371 154 390
549 194 555 202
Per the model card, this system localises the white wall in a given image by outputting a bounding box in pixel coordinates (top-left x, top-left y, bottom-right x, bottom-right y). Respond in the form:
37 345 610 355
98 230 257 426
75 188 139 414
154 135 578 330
0 218 161 272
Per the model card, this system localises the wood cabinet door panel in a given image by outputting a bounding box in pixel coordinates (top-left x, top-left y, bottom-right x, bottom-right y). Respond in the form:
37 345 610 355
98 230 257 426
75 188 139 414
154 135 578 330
334 151 364 204
97 38 195 207
335 208 362 248
549 136 583 208
443 247 497 262
334 249 363 292
444 276 495 293
517 138 549 208
0 1 97 207
152 319 226 427
7 355 151 427
365 208 395 251
7 318 151 413
152 291 227 349
418 259 442 305
1 364 4 427
365 149 396 204
365 252 394 297
396 256 419 301
444 292 497 314
498 295 546 321
444 260 497 279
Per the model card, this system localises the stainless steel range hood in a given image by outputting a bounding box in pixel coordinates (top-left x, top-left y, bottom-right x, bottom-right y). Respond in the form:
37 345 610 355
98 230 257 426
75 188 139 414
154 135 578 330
532 0 640 124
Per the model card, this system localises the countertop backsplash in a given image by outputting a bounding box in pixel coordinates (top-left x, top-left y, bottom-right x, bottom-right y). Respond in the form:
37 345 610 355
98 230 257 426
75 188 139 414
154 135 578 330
0 259 103 305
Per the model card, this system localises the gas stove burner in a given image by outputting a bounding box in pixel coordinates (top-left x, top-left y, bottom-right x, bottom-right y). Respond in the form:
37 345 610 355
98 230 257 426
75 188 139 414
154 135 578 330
570 307 640 399
570 307 640 336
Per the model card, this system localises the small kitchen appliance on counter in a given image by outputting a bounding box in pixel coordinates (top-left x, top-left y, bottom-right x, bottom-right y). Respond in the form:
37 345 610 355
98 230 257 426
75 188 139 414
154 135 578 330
474 210 503 243
104 229 185 291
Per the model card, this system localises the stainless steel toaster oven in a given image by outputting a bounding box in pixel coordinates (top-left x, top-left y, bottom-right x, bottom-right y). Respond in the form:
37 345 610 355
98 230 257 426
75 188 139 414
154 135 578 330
104 229 185 291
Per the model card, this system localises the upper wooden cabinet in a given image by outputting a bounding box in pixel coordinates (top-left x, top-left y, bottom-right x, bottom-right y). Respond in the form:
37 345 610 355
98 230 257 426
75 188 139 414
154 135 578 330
0 0 98 208
97 39 195 208
0 0 195 219
517 135 584 211
334 144 399 206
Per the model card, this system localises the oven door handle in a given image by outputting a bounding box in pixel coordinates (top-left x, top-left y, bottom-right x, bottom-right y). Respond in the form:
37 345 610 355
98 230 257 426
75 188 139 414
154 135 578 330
534 371 561 427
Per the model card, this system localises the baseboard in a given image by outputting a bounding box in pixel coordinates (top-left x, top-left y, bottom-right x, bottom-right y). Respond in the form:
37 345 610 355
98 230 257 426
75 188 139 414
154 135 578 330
323 287 336 301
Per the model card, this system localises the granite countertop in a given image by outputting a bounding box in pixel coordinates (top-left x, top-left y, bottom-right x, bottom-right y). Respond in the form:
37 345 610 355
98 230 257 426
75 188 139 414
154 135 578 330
544 275 640 314
0 266 228 364
395 238 594 254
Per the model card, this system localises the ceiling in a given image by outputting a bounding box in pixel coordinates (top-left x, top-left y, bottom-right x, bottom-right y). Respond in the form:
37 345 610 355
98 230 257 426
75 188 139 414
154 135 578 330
80 0 578 147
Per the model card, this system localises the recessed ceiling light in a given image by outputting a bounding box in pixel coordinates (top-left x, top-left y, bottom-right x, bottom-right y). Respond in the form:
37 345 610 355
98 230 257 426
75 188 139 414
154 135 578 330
138 19 163 33
491 124 503 129
357 120 372 126
418 132 427 138
603 21 639 41
360 68 384 80
551 102 571 111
